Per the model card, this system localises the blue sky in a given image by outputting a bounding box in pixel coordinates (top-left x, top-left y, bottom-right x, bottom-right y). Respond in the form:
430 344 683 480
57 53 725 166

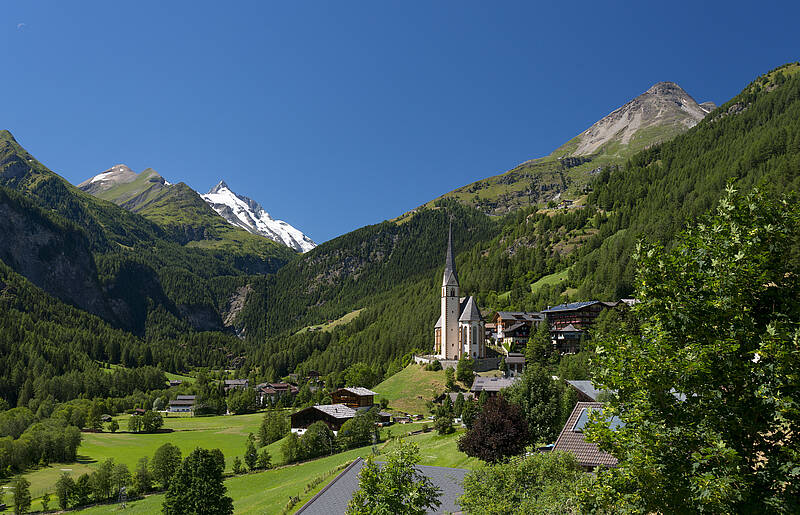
3 1 798 243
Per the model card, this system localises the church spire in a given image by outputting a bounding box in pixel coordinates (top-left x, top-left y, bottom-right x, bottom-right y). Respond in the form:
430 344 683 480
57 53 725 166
442 222 459 287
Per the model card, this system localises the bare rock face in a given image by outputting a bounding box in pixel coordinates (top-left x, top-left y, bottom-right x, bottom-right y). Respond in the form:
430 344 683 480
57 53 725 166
0 190 112 320
77 164 139 194
570 81 712 156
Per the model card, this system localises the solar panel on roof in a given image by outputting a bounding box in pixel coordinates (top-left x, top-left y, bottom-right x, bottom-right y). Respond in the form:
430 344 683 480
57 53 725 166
572 407 624 432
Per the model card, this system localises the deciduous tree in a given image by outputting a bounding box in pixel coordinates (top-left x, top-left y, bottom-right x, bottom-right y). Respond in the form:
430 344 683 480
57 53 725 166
585 187 800 513
257 410 289 447
459 451 588 514
152 443 182 490
162 448 233 515
55 472 74 510
504 363 561 444
13 477 31 515
458 395 528 463
346 441 441 515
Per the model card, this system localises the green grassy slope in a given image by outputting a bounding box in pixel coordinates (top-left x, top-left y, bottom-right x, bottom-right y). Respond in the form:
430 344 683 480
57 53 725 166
373 363 447 415
63 425 477 515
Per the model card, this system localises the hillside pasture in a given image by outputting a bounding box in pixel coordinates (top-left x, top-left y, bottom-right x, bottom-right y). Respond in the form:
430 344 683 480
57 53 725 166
373 363 446 415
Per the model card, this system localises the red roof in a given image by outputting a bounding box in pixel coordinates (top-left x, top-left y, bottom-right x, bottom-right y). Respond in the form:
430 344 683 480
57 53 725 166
552 402 618 468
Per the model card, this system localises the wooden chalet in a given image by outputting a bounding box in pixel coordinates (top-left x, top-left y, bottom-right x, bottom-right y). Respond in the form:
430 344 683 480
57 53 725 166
541 301 619 331
331 387 377 409
169 395 196 413
291 404 357 432
223 379 249 392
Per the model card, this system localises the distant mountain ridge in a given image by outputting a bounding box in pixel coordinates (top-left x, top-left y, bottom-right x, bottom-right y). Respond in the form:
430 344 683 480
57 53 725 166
78 164 170 211
423 80 715 215
78 167 314 253
201 181 316 253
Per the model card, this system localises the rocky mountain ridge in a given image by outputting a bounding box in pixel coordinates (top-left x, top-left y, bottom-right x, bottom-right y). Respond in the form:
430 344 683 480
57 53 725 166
201 181 316 253
562 81 714 156
424 81 715 215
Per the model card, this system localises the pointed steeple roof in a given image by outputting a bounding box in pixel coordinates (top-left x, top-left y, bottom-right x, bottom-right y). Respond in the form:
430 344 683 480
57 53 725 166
442 222 459 287
459 296 482 322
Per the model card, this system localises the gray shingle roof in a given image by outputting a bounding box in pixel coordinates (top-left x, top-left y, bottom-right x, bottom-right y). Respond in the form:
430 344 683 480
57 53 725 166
295 457 469 514
458 296 482 322
470 376 519 392
340 387 378 397
565 380 606 401
312 404 357 419
494 311 543 322
505 353 525 365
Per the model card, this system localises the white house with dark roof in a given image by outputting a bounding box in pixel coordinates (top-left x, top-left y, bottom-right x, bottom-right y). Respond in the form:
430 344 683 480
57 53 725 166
433 225 486 360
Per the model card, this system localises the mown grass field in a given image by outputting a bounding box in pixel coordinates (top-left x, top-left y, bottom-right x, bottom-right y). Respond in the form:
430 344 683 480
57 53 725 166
2 412 272 513
373 363 446 415
79 412 267 474
5 372 474 513
70 426 477 514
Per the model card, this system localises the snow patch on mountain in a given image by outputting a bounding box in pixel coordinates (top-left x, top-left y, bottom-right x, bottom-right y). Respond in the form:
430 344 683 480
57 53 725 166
201 181 316 253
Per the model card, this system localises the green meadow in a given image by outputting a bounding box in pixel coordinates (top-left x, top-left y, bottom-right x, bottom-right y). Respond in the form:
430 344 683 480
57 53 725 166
373 363 446 415
1 369 477 515
70 427 476 514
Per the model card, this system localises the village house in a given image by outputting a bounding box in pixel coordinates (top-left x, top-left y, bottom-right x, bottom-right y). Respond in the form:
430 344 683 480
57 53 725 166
169 395 196 413
223 379 249 392
257 382 299 404
490 311 544 353
470 376 519 396
291 404 357 434
542 301 620 353
331 387 377 409
552 401 621 470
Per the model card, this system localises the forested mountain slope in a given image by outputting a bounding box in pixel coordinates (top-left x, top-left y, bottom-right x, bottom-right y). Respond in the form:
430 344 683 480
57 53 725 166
0 130 294 337
238 63 800 381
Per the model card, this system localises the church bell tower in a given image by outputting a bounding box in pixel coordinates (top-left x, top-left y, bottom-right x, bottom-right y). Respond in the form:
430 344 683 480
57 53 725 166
441 223 460 360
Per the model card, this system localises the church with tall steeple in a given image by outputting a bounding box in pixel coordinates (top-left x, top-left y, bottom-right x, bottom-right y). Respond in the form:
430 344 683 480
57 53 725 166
433 225 485 360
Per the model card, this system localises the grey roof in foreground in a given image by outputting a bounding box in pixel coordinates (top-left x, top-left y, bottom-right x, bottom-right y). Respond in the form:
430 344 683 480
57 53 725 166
295 457 469 514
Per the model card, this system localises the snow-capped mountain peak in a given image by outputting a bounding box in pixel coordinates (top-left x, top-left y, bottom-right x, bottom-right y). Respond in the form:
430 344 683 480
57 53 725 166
200 181 316 253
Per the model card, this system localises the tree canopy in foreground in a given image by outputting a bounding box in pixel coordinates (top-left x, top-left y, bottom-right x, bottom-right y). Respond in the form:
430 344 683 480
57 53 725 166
346 441 441 515
585 187 800 513
162 447 233 515
459 451 589 514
